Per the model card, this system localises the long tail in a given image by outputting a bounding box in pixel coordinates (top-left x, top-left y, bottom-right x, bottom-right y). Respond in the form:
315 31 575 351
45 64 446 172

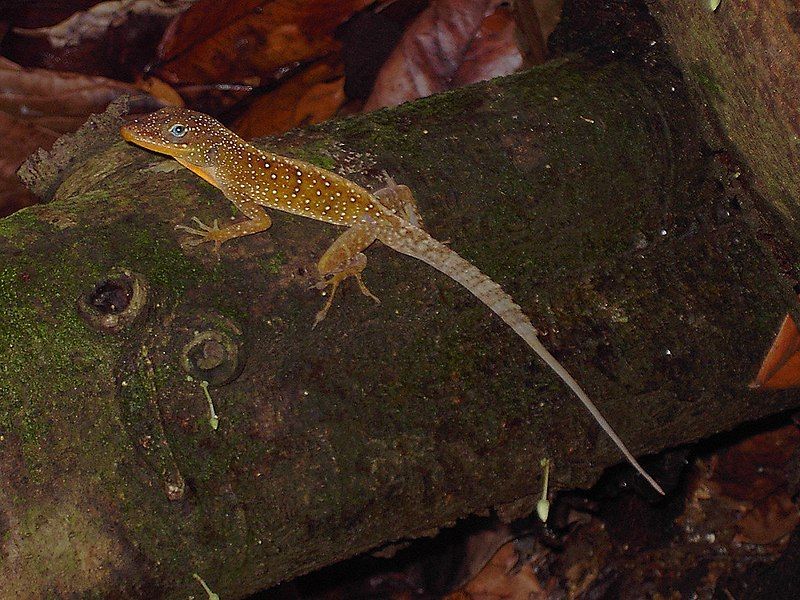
379 220 664 495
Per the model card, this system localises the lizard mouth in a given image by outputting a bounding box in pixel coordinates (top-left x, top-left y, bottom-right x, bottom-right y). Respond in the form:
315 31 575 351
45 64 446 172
119 119 145 143
119 122 140 142
120 123 172 155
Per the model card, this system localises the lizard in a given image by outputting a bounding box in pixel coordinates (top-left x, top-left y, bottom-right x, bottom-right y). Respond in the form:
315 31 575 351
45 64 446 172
120 107 664 495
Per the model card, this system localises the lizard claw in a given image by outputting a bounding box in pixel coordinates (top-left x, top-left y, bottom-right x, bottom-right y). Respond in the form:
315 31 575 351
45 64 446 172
309 269 380 328
310 275 340 328
190 217 219 232
310 276 332 291
354 273 380 305
176 217 219 236
311 309 326 330
380 170 397 188
176 218 224 252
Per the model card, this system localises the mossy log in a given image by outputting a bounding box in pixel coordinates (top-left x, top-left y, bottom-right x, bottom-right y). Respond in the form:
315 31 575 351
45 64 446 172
1 58 799 598
649 0 800 240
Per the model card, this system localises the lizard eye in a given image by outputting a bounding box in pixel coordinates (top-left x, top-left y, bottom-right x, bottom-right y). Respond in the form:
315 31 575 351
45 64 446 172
169 124 187 138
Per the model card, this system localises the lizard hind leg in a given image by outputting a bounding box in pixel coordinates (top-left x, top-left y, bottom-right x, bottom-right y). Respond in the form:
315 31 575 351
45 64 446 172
373 173 424 229
313 221 380 328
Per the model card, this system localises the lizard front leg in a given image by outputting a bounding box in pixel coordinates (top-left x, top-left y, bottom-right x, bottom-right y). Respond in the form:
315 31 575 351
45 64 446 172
177 191 272 252
313 220 380 328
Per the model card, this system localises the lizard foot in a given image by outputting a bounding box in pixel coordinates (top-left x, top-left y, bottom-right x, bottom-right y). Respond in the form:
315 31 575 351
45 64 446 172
176 217 225 252
312 267 380 329
380 170 397 188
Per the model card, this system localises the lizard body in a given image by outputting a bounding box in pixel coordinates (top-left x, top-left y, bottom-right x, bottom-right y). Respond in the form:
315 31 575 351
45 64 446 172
121 107 663 495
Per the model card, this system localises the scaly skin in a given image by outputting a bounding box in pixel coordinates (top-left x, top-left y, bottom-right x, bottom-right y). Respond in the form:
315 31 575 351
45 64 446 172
121 107 664 495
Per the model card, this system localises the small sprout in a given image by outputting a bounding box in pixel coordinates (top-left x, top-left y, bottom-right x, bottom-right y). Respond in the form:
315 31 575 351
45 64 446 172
536 458 551 522
200 380 219 430
708 0 721 11
193 573 220 600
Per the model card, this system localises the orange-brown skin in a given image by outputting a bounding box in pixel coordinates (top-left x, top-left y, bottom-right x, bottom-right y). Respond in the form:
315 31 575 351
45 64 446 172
121 107 664 494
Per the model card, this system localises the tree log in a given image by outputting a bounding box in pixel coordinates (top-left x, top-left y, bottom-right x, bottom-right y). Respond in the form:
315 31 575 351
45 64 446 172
649 0 800 236
1 58 798 598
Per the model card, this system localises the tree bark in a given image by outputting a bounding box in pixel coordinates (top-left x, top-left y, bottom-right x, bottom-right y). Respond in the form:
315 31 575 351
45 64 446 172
1 58 798 598
648 0 800 242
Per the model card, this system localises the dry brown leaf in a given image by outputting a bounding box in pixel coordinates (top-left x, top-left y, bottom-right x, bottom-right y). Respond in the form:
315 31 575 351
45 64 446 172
0 111 58 216
0 57 163 215
452 6 523 88
449 542 546 600
156 0 374 85
364 0 523 111
233 62 344 137
0 112 58 179
734 494 800 545
533 0 564 41
713 425 800 502
510 0 563 65
0 57 161 133
3 1 104 28
0 178 38 218
10 0 194 48
134 75 185 106
338 7 411 100
172 82 254 115
3 1 184 80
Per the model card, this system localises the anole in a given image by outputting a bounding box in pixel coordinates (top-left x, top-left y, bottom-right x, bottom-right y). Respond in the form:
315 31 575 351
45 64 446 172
121 107 664 495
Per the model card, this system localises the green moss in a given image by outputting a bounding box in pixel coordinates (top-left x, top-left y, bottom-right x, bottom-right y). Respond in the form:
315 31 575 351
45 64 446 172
0 207 53 243
263 251 286 274
0 259 116 480
4 499 125 597
689 63 725 103
0 196 223 491
286 142 338 171
169 186 193 205
107 223 212 295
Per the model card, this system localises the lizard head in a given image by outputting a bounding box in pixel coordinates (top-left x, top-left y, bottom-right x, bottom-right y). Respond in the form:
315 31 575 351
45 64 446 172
121 107 237 165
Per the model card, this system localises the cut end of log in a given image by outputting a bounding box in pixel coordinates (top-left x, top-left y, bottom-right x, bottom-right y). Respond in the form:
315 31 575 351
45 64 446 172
752 309 800 390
